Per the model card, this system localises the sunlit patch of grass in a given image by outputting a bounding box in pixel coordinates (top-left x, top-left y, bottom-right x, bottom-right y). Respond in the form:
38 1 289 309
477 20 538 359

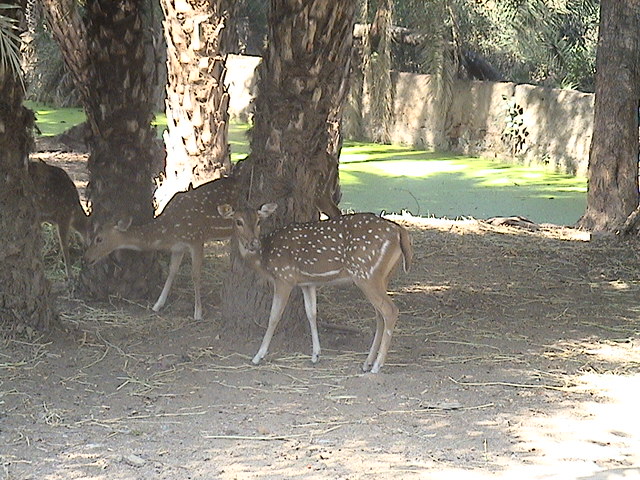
26 101 86 137
338 170 363 186
230 123 250 162
339 144 587 223
152 112 167 131
343 159 468 177
341 149 586 192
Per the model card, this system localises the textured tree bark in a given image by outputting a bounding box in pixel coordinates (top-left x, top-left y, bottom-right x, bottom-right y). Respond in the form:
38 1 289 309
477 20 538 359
222 1 356 341
578 0 640 231
78 0 164 300
0 0 57 332
44 0 163 300
155 0 235 210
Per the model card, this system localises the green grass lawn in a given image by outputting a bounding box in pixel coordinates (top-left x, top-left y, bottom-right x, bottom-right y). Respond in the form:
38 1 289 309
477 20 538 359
27 103 587 225
28 102 86 136
338 143 586 225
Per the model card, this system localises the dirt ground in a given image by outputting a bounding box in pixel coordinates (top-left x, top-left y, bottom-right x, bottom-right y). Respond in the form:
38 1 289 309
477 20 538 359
2 146 640 480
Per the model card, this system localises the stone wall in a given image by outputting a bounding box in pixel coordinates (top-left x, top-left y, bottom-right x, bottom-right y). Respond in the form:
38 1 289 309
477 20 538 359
224 54 594 177
511 84 593 176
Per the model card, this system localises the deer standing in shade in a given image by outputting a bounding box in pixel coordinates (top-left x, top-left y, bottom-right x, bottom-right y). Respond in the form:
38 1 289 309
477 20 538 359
219 203 413 373
85 177 238 320
29 160 89 279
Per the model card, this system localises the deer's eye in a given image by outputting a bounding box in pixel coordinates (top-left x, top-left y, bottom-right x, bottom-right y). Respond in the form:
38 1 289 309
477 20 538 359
235 219 244 227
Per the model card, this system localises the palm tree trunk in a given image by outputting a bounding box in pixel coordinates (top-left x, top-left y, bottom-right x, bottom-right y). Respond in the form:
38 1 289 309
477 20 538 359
0 1 57 332
155 0 235 209
76 0 164 299
42 0 164 299
578 0 640 231
222 0 356 340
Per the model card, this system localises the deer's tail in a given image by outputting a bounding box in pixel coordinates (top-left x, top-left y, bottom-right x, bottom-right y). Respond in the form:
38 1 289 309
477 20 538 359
399 226 413 273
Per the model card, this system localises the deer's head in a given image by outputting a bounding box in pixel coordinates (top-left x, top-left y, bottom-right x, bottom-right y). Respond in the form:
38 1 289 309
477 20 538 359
84 217 134 264
218 203 277 257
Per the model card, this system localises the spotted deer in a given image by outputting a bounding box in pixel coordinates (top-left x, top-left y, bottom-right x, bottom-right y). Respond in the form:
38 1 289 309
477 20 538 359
85 177 238 320
219 203 413 373
29 160 89 279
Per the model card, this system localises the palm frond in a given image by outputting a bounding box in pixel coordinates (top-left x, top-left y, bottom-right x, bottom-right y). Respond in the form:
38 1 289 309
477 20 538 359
365 0 393 143
394 0 598 91
494 0 598 89
0 4 23 82
409 0 459 115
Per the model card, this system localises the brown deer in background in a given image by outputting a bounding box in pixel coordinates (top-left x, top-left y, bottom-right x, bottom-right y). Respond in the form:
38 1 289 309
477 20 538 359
219 202 413 373
85 177 238 320
29 160 89 279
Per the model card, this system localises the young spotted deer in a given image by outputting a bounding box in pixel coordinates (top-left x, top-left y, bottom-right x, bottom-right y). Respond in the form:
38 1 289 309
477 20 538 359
29 160 90 279
85 177 238 320
219 203 413 373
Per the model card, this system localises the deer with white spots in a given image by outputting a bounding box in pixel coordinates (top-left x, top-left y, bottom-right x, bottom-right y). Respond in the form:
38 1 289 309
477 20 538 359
219 203 413 373
85 177 238 320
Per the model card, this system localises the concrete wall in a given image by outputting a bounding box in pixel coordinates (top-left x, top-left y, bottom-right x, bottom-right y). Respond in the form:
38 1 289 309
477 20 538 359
442 78 517 157
512 84 593 176
224 54 594 177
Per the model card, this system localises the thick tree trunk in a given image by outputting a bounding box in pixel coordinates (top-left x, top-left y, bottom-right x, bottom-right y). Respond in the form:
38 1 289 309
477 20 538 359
0 2 57 332
155 0 234 209
578 0 640 232
42 0 163 300
77 0 163 299
222 1 356 342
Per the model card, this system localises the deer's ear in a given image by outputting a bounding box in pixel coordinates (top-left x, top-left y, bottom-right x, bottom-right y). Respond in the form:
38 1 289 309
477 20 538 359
116 217 133 232
258 203 277 219
218 204 234 218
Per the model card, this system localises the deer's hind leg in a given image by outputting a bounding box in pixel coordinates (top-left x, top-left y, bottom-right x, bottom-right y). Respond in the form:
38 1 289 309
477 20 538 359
357 279 399 374
363 312 385 372
56 221 72 280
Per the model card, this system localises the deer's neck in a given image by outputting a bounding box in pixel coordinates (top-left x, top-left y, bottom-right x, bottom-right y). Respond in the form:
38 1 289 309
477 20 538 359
120 223 173 250
238 244 273 281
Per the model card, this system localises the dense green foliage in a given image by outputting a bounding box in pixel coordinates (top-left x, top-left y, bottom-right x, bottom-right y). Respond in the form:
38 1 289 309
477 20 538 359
378 0 600 91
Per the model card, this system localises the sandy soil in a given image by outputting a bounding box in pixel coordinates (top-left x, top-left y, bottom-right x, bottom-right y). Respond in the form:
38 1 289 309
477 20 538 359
2 147 640 480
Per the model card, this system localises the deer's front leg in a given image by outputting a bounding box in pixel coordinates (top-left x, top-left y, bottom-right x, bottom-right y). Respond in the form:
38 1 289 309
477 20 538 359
153 249 185 313
189 243 205 321
252 281 293 365
301 285 320 363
